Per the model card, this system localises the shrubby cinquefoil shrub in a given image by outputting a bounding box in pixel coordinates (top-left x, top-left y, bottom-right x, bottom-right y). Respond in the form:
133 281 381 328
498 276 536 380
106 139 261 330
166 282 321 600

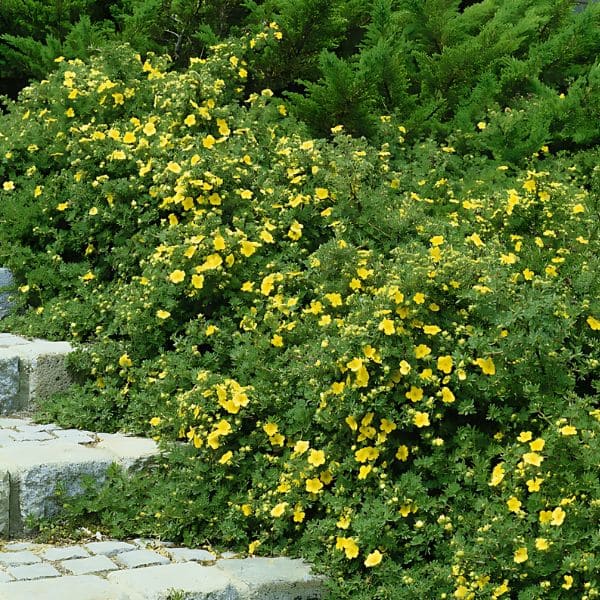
1 28 600 599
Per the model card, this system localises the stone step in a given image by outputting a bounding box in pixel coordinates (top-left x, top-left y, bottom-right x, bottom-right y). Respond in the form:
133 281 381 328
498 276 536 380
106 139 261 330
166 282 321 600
0 417 158 538
0 333 73 415
0 539 325 599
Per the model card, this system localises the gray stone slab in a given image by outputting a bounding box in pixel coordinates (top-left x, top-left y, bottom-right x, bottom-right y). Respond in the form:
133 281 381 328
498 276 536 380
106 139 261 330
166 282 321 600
0 472 8 538
113 548 170 569
0 572 12 583
0 269 14 319
84 540 137 556
0 334 29 347
1 442 116 536
42 545 90 561
0 574 134 600
168 548 217 563
61 554 118 575
0 551 41 566
6 341 73 412
7 562 61 580
0 353 19 415
95 434 159 469
215 557 326 600
107 562 248 600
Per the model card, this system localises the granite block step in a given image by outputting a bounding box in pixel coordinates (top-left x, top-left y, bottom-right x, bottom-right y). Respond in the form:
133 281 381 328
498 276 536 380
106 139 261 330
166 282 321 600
0 417 158 538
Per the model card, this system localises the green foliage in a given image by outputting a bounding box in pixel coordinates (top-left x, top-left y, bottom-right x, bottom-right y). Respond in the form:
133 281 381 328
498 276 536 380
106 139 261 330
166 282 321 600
2 37 600 599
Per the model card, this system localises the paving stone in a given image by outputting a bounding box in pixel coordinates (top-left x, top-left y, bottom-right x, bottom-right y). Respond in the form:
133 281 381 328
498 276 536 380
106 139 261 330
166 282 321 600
42 545 90 561
61 554 118 575
0 574 134 600
168 547 216 563
113 548 170 569
0 550 41 566
215 557 325 600
107 562 248 600
84 540 136 556
1 542 36 551
0 572 12 583
7 562 61 580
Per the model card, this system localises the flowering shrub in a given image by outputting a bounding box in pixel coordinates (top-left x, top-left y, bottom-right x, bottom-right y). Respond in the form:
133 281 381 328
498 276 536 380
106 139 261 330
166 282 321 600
1 29 600 599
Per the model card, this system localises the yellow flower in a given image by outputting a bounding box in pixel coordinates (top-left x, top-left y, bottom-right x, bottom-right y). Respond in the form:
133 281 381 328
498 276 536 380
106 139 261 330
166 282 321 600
205 325 218 336
248 540 261 554
149 417 161 427
441 387 455 404
405 386 424 402
522 179 536 192
270 334 284 347
336 537 359 559
270 502 287 518
357 465 372 479
184 114 196 127
572 204 585 214
197 254 223 271
587 316 600 330
539 510 553 524
143 122 156 136
156 310 171 319
562 575 573 590
2 181 15 191
123 131 136 144
324 292 342 307
169 270 185 284
507 496 521 512
413 292 426 304
466 232 485 247
287 221 303 240
118 353 133 368
166 161 181 174
378 318 395 335
315 187 329 200
345 415 358 431
523 268 534 280
364 550 383 567
293 440 309 455
263 423 278 436
306 478 323 493
191 274 204 289
523 452 543 466
517 431 532 443
293 506 305 522
475 357 496 375
429 235 444 246
203 134 216 149
526 478 544 492
414 344 431 359
396 445 409 461
513 547 528 563
56 202 70 211
308 449 326 467
240 240 261 257
65 107 75 118
551 506 566 526
529 438 545 451
489 463 505 487
354 446 379 463
81 271 95 282
535 538 550 551
219 451 233 465
413 412 430 428
559 425 577 436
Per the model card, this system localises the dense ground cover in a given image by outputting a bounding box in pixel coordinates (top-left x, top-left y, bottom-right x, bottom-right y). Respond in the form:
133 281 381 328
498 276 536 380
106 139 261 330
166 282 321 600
1 19 600 600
